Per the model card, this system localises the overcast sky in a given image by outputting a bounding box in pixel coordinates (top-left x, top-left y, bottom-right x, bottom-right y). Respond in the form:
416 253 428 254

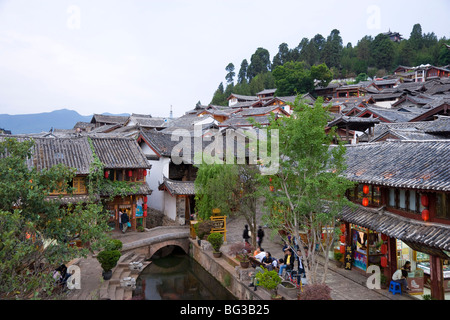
0 0 449 118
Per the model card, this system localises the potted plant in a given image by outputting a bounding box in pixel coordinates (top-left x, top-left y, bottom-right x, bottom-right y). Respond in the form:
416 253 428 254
195 220 214 246
97 249 121 280
228 242 253 268
207 232 224 258
255 267 283 299
334 251 344 268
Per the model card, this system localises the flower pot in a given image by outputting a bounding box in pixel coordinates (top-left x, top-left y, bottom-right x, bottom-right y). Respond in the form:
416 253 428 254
213 251 222 258
102 270 112 281
240 261 250 269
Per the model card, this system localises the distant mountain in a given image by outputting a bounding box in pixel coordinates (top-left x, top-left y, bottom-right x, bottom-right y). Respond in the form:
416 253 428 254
0 109 129 134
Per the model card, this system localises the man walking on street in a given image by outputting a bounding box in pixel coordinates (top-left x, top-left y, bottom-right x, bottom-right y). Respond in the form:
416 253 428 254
257 226 265 249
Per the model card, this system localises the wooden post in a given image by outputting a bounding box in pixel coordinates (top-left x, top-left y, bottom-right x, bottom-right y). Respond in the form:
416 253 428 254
387 236 397 280
430 255 445 300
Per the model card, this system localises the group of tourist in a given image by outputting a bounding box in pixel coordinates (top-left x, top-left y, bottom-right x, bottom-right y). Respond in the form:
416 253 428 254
244 225 307 286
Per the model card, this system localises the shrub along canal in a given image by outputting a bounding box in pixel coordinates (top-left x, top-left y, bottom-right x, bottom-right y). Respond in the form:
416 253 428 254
133 247 236 300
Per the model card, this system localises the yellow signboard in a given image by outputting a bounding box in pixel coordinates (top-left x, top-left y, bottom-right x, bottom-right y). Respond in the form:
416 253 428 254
210 215 227 241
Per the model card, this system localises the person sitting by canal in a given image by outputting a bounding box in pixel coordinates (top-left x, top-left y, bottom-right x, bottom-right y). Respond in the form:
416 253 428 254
261 252 274 271
121 211 130 233
402 261 411 272
280 249 295 278
254 248 266 263
392 268 410 291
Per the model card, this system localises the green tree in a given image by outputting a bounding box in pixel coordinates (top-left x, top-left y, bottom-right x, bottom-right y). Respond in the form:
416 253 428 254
0 138 110 299
371 33 395 71
322 29 343 69
247 47 271 81
272 42 291 68
272 61 315 96
438 41 450 65
225 63 235 84
210 82 227 106
237 59 249 84
194 162 261 247
257 98 354 285
310 63 333 87
409 23 424 50
395 40 415 66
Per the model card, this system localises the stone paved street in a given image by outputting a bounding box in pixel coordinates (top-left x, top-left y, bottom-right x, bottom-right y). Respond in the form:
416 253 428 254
222 207 415 301
66 208 416 301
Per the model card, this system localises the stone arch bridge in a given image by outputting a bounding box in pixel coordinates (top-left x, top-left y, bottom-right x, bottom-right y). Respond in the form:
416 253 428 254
117 226 191 260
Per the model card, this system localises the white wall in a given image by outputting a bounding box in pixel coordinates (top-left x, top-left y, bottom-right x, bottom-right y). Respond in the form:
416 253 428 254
164 194 177 221
139 141 170 212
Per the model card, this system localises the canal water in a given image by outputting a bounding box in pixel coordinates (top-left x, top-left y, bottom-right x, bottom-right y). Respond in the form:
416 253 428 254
133 248 236 300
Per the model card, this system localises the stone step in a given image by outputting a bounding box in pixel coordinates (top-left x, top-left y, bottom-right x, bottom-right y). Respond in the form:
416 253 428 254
123 289 133 300
115 286 125 300
110 268 131 284
107 284 118 300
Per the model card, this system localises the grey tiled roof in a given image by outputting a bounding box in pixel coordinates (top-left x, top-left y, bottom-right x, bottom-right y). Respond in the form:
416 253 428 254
339 206 450 252
371 129 445 142
31 137 93 174
90 137 150 169
159 178 195 195
91 114 129 125
343 140 450 191
139 129 182 157
357 106 421 123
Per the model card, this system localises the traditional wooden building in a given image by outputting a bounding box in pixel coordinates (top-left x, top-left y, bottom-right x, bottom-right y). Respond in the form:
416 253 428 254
7 136 151 232
89 137 152 231
340 140 450 300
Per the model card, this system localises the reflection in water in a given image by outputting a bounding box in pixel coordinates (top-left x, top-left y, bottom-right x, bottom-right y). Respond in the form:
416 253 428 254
133 250 236 300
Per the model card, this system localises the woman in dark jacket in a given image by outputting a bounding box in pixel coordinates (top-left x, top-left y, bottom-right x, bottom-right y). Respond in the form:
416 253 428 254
243 225 250 244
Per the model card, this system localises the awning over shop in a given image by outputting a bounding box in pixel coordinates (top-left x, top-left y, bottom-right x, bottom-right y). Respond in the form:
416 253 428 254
339 205 450 252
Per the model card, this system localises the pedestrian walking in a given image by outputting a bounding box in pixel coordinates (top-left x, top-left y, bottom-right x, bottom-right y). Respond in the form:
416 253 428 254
257 226 265 249
121 211 130 233
118 210 123 231
243 224 250 244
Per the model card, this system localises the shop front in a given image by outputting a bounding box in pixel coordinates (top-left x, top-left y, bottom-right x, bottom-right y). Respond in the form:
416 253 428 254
107 194 149 231
339 205 450 300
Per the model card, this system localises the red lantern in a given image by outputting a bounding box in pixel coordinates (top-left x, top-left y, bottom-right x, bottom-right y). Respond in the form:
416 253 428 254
143 169 147 176
340 224 346 233
104 170 109 178
422 209 430 222
143 210 147 217
143 203 147 210
128 170 133 177
381 234 388 241
381 256 387 267
362 197 369 207
363 185 369 194
380 244 387 255
421 195 429 207
143 196 147 202
340 235 346 243
340 245 345 254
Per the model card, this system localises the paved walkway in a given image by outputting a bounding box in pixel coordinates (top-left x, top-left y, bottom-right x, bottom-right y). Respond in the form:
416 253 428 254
222 213 415 301
66 216 416 301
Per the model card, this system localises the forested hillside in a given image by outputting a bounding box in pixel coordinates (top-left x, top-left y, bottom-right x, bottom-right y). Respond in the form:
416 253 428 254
210 23 450 106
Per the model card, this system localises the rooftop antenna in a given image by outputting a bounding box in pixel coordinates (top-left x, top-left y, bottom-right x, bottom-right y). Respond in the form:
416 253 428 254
170 105 173 119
